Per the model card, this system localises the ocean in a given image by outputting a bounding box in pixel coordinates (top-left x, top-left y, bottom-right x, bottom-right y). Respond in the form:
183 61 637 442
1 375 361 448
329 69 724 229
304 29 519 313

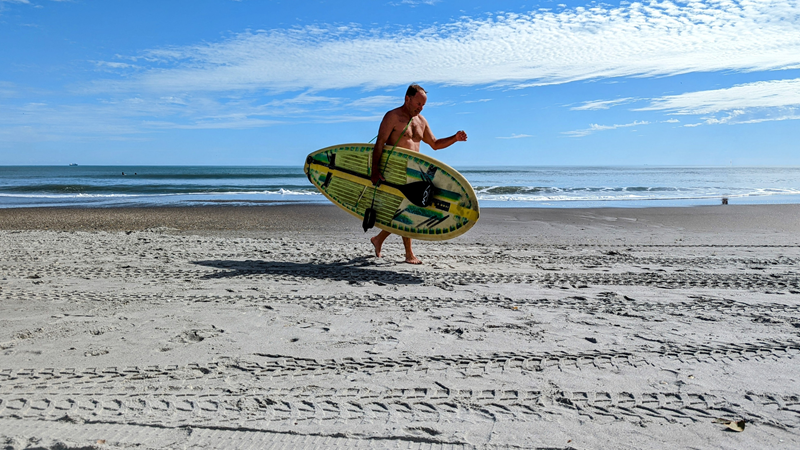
2 165 800 209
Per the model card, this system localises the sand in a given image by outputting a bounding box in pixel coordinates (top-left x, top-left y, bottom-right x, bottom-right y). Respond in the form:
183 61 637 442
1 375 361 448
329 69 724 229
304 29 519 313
1 205 798 449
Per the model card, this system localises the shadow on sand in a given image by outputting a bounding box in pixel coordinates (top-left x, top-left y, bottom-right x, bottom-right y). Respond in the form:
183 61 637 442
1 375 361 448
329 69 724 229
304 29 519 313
192 257 424 285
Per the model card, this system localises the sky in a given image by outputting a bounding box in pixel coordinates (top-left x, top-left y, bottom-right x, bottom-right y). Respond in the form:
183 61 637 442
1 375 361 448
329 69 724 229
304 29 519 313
1 0 798 166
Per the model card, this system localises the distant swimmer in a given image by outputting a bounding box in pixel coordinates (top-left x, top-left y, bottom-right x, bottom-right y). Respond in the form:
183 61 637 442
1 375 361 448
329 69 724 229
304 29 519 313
370 84 467 264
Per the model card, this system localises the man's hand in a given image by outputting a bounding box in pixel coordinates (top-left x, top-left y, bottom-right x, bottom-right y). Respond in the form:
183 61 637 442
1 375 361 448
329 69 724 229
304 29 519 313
371 172 385 185
428 130 468 150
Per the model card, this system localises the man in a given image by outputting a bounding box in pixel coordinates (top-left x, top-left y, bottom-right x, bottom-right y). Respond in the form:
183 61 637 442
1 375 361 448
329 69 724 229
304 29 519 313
370 84 467 264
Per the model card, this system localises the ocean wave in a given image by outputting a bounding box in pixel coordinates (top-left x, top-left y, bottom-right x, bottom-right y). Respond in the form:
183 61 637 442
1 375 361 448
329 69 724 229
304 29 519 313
3 166 800 208
474 185 690 195
475 187 800 202
87 173 308 181
0 189 322 199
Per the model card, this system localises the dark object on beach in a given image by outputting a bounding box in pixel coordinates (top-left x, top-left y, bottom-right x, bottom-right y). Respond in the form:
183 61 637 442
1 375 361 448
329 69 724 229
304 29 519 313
713 418 745 432
363 207 377 232
722 197 728 205
585 337 598 344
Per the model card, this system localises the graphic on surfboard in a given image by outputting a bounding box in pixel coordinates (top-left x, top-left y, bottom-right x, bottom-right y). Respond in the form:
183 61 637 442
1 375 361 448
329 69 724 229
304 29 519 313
304 143 480 241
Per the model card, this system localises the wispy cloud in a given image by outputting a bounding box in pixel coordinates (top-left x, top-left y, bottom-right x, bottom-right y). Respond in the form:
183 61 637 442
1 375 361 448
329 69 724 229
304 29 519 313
639 78 800 126
347 95 396 109
143 117 284 130
99 1 800 94
399 0 440 5
639 78 800 114
8 1 800 141
0 88 392 143
94 61 138 70
571 98 636 111
563 120 649 137
497 133 533 139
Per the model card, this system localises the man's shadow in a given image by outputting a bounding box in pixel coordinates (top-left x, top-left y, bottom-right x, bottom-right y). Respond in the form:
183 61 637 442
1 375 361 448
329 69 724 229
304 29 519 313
192 256 423 285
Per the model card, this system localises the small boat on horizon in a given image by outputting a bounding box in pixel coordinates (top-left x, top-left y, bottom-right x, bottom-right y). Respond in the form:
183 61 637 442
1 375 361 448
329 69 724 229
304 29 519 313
69 163 78 166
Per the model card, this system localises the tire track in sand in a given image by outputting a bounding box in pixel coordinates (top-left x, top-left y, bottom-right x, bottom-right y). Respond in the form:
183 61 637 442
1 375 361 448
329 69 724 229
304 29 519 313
2 340 797 390
1 386 797 430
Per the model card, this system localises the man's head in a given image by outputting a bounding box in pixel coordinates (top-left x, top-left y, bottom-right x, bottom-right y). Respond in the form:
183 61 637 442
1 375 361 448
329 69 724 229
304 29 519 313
404 84 427 117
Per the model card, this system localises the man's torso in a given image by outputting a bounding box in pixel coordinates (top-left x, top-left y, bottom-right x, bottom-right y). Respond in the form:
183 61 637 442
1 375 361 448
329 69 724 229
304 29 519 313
384 108 427 152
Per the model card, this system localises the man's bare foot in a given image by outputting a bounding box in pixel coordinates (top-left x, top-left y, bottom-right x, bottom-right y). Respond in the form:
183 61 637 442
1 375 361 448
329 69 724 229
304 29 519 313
370 236 382 257
404 254 422 264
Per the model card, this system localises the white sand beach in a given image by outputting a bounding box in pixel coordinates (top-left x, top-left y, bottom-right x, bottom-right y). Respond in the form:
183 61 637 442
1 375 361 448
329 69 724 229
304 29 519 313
1 205 799 449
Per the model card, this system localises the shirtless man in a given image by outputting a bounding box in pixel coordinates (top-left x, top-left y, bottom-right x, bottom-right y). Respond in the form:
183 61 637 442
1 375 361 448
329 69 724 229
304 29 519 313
370 84 467 264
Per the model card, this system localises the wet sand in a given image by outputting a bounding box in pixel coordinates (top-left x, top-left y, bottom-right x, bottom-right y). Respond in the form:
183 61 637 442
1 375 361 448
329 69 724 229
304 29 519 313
1 205 799 449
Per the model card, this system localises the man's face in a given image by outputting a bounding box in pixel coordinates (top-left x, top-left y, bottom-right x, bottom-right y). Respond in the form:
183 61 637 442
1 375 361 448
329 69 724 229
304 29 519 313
405 91 427 116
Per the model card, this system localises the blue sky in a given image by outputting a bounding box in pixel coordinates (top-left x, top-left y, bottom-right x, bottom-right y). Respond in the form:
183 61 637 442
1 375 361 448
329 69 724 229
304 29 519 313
1 0 798 166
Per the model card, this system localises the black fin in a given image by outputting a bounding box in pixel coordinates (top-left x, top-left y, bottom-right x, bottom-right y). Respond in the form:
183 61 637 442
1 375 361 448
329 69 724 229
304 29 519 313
362 208 377 232
398 181 435 207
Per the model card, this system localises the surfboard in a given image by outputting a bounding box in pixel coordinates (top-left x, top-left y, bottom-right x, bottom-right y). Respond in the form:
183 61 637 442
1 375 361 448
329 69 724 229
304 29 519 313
304 143 480 241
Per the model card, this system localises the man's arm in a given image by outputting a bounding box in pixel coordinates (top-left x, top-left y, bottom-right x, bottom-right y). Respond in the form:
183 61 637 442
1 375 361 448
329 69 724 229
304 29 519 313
422 120 467 150
371 115 395 184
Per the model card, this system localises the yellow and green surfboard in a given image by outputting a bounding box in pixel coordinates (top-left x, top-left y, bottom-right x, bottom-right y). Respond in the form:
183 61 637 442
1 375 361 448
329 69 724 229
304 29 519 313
304 143 480 241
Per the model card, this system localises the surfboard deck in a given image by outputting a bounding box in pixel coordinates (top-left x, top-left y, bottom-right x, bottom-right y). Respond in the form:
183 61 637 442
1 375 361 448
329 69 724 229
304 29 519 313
304 143 480 241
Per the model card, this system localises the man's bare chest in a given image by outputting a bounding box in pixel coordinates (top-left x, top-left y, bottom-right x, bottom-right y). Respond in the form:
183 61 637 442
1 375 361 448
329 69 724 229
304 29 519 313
393 120 424 142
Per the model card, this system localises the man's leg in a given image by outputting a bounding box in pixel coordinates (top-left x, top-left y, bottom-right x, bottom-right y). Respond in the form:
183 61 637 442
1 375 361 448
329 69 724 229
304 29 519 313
402 237 422 264
371 230 391 257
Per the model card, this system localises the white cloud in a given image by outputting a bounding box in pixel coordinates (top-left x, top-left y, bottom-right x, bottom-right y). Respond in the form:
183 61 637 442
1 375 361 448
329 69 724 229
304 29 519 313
263 92 341 108
143 118 284 130
400 0 440 5
639 78 800 114
0 88 390 142
348 95 397 109
105 0 800 94
9 1 800 141
94 61 138 70
685 107 800 126
497 133 533 139
571 98 636 110
563 120 649 137
638 78 800 126
738 113 800 124
703 110 746 125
